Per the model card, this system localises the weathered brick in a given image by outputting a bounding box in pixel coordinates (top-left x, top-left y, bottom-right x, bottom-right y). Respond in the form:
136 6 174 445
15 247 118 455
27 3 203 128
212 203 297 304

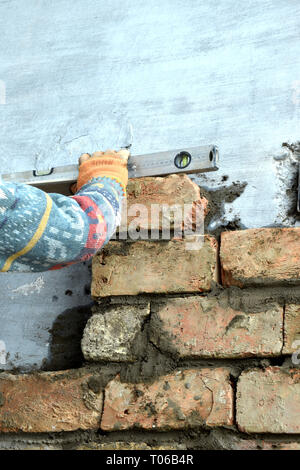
81 303 150 362
101 368 233 431
150 296 283 358
92 237 218 297
118 174 208 234
283 304 300 355
237 367 300 433
221 228 300 287
0 369 103 432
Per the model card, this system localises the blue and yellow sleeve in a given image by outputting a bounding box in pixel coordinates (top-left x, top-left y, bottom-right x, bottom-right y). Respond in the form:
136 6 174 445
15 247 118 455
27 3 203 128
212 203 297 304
0 155 128 272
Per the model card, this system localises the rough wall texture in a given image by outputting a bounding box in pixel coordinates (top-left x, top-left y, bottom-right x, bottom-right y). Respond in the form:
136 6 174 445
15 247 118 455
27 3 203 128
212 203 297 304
1 175 300 450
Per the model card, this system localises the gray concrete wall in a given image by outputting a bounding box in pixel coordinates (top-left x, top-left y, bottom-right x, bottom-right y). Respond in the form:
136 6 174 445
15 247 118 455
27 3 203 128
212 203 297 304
0 0 300 371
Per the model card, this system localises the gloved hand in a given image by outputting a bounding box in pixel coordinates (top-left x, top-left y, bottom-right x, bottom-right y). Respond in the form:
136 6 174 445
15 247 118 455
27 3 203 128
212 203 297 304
70 149 130 194
78 149 130 165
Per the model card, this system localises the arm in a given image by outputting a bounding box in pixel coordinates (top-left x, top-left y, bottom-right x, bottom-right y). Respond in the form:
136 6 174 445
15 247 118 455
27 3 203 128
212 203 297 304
0 150 128 272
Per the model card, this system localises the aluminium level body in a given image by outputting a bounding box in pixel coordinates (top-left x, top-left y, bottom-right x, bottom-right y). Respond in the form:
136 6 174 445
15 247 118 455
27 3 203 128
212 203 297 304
2 145 219 195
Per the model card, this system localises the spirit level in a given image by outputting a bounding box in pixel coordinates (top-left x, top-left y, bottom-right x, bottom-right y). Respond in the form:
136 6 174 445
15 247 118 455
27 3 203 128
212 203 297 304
2 145 219 195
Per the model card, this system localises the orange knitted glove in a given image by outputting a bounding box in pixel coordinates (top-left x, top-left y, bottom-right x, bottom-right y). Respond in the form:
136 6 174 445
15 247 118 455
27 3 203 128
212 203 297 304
72 150 129 194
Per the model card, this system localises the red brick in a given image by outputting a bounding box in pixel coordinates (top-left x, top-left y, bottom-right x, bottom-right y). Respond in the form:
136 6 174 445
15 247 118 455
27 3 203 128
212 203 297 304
221 228 300 287
0 369 103 432
101 368 233 431
92 237 218 297
150 296 283 358
283 304 300 354
237 367 300 433
119 174 208 234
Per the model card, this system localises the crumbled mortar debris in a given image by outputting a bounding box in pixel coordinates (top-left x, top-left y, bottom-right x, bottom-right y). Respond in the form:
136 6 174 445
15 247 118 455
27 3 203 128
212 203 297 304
282 141 300 154
273 142 300 226
199 181 247 238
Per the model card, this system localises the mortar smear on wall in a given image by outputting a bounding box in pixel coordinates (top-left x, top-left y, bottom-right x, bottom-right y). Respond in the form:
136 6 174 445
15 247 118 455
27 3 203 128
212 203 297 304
9 275 45 298
273 142 300 227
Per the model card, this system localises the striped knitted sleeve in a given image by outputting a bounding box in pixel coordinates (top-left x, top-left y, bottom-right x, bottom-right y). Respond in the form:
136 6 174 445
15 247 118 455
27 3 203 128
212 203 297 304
0 161 127 272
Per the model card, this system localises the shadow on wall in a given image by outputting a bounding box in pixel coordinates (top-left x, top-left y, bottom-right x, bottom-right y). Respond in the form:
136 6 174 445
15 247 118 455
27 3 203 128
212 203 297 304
42 303 93 371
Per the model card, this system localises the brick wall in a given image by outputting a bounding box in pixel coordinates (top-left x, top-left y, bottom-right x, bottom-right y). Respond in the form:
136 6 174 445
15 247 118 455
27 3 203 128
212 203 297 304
0 174 300 450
